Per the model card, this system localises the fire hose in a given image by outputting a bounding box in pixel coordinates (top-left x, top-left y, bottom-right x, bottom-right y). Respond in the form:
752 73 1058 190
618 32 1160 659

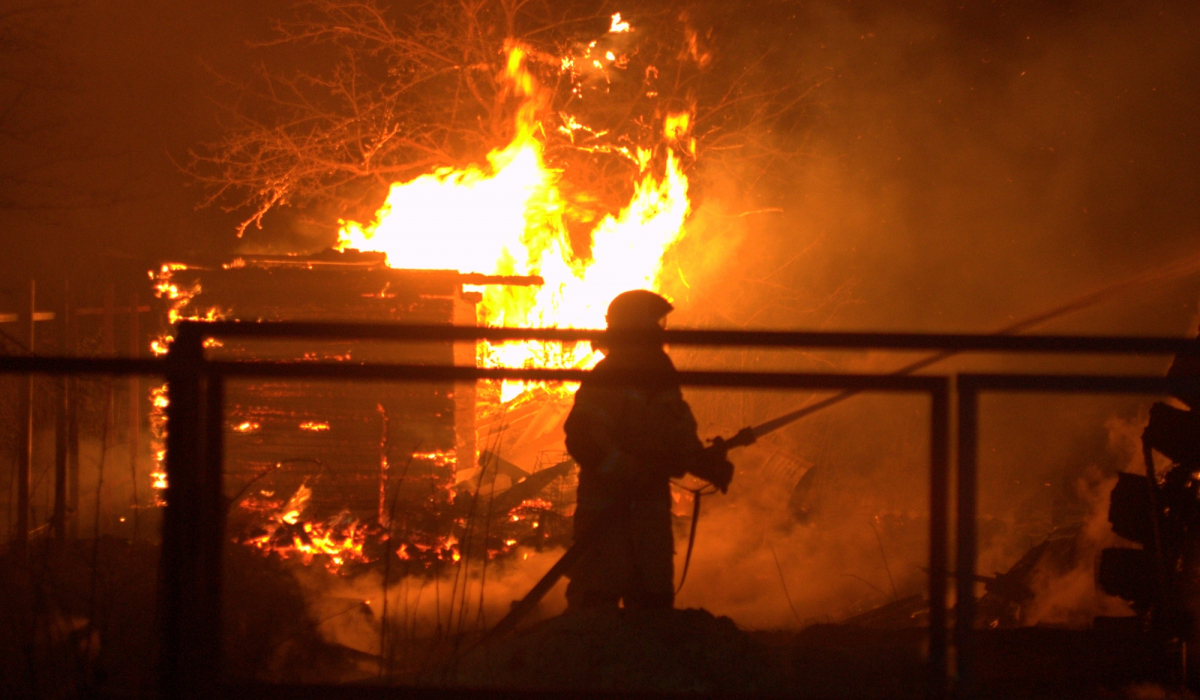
474 252 1200 647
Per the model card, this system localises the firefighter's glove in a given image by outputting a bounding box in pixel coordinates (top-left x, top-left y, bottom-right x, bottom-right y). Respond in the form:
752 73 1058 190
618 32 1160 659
691 444 735 493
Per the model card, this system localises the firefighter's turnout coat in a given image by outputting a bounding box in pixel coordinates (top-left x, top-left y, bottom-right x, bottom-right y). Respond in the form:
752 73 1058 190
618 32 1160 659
563 344 705 608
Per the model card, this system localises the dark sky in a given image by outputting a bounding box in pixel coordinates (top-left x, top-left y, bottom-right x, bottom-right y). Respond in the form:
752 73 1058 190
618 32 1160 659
1 0 1198 337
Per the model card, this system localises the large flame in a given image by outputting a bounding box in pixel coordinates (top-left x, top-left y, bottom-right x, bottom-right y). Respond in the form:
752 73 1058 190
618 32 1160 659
336 38 692 401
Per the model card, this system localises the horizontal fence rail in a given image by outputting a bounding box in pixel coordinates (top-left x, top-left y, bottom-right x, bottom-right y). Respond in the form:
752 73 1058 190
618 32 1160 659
192 320 1198 354
0 355 164 376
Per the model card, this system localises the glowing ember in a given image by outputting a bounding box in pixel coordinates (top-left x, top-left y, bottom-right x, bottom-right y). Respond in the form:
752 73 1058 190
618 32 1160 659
413 450 456 468
298 421 330 432
232 420 260 433
241 482 373 573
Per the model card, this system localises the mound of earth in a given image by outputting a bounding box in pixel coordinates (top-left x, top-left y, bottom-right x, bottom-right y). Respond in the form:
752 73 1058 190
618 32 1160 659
449 607 787 694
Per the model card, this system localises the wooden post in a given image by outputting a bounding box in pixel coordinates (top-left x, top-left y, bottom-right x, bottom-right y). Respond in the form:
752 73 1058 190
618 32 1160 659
14 280 34 560
99 284 114 537
130 292 141 539
159 325 222 700
67 291 80 540
53 281 69 541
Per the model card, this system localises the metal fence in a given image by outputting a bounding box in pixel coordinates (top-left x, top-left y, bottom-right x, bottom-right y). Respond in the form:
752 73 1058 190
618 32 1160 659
3 320 1197 700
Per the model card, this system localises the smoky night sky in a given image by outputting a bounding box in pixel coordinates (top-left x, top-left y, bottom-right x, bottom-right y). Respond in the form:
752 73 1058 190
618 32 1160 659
1 0 1199 335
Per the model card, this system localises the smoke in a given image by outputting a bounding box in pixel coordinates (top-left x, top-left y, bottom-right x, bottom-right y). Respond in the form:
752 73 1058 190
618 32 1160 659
664 0 1200 335
269 394 1161 679
672 478 928 628
287 547 570 668
1014 412 1155 627
1017 463 1133 628
630 0 1200 631
666 389 931 628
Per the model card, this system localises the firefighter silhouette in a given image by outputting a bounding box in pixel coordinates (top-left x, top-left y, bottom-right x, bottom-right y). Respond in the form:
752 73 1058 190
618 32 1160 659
563 290 733 609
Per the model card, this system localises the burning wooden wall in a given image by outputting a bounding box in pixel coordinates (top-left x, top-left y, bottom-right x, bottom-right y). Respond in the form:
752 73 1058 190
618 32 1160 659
157 249 540 528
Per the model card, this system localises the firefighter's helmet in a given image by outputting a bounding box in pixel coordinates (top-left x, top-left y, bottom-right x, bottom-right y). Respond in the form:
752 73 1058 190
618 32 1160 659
605 290 674 330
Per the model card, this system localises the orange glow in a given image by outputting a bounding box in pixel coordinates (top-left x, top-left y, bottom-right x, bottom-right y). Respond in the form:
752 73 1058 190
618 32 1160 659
610 12 631 33
149 384 169 499
337 41 691 403
664 112 696 157
299 421 330 432
413 450 457 468
242 482 373 573
232 420 260 433
150 263 225 357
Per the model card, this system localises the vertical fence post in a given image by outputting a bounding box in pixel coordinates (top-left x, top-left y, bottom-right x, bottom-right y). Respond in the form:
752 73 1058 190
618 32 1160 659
15 279 35 561
67 297 80 540
927 378 951 699
954 379 979 694
54 378 67 541
54 279 70 541
129 292 141 539
158 322 218 700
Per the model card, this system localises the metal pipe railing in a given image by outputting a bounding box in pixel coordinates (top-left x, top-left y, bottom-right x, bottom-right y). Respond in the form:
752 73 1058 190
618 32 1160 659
196 319 1199 354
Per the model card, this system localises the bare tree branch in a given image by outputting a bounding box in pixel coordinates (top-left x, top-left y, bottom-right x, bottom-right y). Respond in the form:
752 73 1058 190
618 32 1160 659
188 0 821 238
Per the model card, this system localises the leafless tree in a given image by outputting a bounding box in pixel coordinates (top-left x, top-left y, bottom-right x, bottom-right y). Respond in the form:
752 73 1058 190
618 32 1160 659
188 0 823 239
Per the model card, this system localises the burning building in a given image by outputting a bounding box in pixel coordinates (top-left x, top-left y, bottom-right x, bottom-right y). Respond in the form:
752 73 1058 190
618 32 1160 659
152 250 578 570
134 16 700 654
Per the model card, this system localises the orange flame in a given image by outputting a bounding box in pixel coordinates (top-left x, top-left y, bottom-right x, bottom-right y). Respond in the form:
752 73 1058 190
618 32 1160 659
148 384 169 499
337 39 691 402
